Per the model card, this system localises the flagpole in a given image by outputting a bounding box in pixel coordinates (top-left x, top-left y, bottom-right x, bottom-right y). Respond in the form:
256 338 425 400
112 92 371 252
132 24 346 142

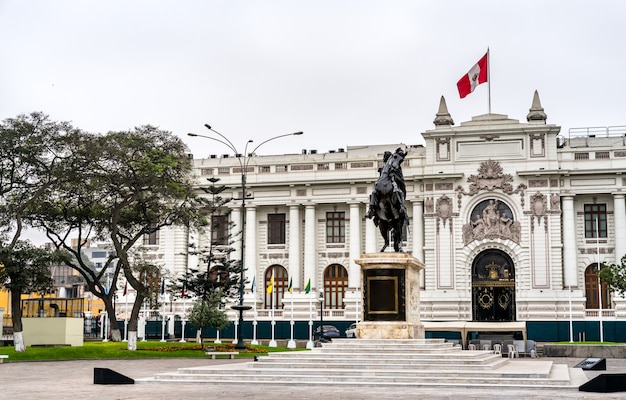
269 266 277 347
123 281 129 342
251 276 258 345
597 217 604 342
179 284 187 343
487 47 491 114
287 276 296 349
160 278 166 343
306 288 313 349
102 272 110 342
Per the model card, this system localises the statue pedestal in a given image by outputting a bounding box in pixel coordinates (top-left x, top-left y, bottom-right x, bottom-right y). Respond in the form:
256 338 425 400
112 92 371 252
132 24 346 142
354 253 425 339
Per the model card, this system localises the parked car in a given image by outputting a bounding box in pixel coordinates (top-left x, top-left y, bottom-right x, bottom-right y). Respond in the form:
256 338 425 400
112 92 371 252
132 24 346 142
313 324 341 341
345 323 357 338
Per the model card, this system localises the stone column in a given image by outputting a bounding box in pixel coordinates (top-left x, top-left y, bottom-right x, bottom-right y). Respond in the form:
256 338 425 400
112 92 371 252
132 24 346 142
613 193 626 263
411 199 425 289
289 204 301 289
562 195 578 287
348 202 362 289
365 217 378 254
303 204 317 290
244 205 257 286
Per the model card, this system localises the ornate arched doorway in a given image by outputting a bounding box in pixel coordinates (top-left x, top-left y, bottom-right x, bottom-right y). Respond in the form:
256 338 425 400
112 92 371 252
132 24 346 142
472 249 516 321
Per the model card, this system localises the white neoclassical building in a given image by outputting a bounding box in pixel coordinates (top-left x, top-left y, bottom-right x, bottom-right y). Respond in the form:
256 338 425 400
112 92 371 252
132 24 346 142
155 91 626 342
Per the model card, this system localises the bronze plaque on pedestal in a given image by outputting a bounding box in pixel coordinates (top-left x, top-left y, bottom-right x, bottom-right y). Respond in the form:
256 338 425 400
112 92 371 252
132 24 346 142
363 269 405 321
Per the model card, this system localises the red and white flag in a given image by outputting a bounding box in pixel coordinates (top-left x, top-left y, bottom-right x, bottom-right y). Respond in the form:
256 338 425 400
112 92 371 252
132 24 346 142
457 52 488 98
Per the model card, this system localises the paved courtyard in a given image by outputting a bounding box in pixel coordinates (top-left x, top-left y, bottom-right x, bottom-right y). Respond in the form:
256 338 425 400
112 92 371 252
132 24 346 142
1 356 625 399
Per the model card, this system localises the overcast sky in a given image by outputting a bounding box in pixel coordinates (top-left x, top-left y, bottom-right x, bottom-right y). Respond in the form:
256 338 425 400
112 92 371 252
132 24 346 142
2 0 625 159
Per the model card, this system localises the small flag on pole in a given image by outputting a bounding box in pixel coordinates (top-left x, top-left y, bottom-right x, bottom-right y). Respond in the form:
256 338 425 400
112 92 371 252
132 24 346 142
457 51 488 99
181 281 186 298
160 277 166 296
105 275 110 295
123 280 128 296
266 272 274 294
250 276 256 293
288 277 293 294
304 277 311 294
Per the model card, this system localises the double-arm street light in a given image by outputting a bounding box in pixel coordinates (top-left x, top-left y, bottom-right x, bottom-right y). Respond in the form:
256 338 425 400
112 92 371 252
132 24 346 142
188 124 303 350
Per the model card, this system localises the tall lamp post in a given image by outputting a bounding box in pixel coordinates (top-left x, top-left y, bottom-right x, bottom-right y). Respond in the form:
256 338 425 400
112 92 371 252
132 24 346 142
318 290 326 343
188 125 302 350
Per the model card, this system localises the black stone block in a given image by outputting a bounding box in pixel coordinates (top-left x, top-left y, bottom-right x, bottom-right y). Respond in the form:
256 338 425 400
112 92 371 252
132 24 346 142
93 367 134 384
580 373 626 393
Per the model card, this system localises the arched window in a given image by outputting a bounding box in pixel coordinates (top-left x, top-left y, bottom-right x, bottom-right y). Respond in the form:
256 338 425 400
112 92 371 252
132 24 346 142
264 265 288 309
584 264 611 309
323 264 348 309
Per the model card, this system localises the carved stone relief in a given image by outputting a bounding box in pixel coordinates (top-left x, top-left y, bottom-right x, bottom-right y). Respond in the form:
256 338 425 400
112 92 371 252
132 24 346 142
456 160 527 210
462 199 521 245
550 193 560 211
436 195 453 226
425 197 434 213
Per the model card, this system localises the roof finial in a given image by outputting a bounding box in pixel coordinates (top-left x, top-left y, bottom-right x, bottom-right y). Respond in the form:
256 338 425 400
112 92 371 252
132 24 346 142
527 90 547 123
433 95 454 126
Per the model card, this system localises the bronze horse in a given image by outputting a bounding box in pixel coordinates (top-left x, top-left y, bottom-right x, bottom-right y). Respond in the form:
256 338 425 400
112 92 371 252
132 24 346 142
366 148 409 252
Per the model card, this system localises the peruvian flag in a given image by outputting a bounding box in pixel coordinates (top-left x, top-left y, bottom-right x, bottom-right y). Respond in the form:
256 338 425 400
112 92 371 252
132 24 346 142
457 52 488 98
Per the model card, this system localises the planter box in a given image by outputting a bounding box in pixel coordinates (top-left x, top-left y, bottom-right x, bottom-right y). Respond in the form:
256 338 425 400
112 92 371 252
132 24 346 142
22 317 84 347
543 343 626 358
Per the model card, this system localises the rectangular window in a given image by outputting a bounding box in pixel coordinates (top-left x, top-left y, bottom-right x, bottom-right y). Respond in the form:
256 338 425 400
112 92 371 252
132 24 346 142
267 213 286 244
584 204 607 238
144 225 159 245
326 211 345 243
211 214 229 245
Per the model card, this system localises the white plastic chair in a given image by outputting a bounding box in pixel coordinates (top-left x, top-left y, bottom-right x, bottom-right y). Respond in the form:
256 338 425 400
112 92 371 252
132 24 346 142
493 343 502 355
507 344 518 358
468 344 476 350
482 344 491 351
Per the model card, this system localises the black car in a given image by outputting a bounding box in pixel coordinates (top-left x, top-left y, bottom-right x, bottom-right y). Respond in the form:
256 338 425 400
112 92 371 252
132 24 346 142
313 324 341 340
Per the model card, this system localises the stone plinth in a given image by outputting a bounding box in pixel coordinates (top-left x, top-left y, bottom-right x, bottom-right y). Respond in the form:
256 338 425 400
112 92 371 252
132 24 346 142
354 253 425 339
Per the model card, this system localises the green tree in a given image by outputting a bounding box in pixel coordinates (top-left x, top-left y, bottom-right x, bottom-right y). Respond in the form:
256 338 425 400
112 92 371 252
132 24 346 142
0 241 60 351
187 292 230 346
177 178 242 301
600 255 626 297
32 126 201 349
0 112 80 352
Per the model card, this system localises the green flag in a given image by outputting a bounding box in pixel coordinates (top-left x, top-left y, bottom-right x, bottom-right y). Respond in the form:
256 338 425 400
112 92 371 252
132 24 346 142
304 277 311 294
288 277 293 293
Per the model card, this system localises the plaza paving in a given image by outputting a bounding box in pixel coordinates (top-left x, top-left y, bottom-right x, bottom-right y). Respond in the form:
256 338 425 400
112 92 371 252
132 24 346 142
1 356 626 399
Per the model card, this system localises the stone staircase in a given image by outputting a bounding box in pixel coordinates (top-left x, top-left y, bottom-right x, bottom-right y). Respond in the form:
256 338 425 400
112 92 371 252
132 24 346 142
139 338 588 390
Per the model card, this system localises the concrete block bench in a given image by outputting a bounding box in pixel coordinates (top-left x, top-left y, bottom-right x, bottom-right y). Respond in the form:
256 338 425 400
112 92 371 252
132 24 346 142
0 355 8 363
205 351 239 359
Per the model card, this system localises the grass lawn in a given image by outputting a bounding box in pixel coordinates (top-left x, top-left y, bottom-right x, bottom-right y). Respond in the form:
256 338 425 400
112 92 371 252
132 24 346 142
0 340 303 362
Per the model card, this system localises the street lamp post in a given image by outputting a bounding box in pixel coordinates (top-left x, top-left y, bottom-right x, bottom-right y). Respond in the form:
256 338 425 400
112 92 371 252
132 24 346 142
318 290 326 343
188 125 302 350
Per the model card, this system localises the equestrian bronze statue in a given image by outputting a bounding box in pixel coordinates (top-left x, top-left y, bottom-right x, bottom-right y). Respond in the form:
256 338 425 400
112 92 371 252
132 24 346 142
365 147 409 252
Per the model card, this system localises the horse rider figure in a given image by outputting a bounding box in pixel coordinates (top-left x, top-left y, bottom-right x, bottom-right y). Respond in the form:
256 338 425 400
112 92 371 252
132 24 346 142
366 147 409 227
